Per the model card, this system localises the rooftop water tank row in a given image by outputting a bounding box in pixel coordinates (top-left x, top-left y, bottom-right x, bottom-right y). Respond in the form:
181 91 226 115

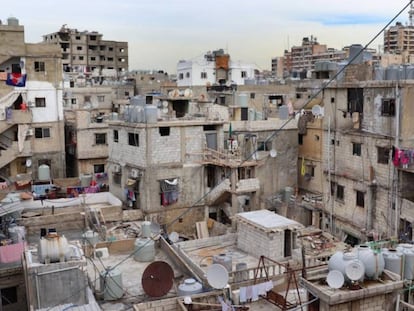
382 65 414 81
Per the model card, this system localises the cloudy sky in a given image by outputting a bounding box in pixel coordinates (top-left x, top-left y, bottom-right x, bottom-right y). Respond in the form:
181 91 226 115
3 0 412 73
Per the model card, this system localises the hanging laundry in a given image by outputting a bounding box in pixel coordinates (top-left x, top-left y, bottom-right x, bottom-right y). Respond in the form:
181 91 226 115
6 73 27 87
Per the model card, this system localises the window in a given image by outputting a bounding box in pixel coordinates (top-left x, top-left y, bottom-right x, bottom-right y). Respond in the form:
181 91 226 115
79 56 84 60
347 88 364 113
306 165 315 177
108 57 114 62
352 142 361 156
128 132 139 146
84 95 91 103
95 133 106 145
257 140 272 151
113 130 118 142
377 147 390 164
336 184 344 201
186 72 190 78
113 169 121 185
75 36 81 40
179 73 184 80
159 127 170 136
241 71 247 78
34 61 45 72
250 93 255 99
203 125 216 131
298 134 304 145
241 107 248 120
98 95 105 102
94 164 105 174
160 178 179 206
108 47 114 51
201 72 207 79
35 97 46 107
356 190 365 207
381 98 395 116
34 128 50 138
91 57 96 61
71 98 77 105
77 46 82 50
1 286 18 306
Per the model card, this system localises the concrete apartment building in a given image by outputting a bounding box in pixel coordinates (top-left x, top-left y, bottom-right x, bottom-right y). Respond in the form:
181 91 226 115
0 17 66 187
43 24 128 78
176 49 258 87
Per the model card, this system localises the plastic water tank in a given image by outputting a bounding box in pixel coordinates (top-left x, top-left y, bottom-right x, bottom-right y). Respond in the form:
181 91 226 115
398 244 414 280
357 245 385 280
100 268 123 300
234 262 248 282
177 278 203 296
38 235 70 263
141 221 152 238
279 105 289 120
328 251 364 283
38 164 50 181
133 238 155 262
145 106 158 123
384 249 403 277
212 254 232 272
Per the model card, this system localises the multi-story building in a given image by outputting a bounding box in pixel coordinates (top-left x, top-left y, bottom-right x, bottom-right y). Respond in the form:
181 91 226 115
42 25 128 78
0 17 66 186
283 36 347 78
176 49 258 87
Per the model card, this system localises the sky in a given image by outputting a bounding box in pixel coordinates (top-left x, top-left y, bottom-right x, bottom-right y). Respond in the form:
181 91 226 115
2 0 413 74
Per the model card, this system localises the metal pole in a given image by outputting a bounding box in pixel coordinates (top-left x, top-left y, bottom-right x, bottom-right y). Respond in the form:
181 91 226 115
394 83 400 238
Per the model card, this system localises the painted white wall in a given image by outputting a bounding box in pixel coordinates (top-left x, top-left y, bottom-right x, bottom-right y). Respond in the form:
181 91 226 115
26 81 63 122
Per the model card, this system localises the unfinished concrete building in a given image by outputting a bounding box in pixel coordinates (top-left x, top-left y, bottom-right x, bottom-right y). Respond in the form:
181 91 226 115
43 24 128 78
0 17 66 191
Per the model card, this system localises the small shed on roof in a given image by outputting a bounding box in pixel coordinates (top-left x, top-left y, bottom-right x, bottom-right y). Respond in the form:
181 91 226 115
236 210 304 260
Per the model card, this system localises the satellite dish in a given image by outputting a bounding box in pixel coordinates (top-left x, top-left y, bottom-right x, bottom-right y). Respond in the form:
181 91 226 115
162 108 168 114
311 104 324 117
326 270 344 289
269 149 277 158
26 159 32 167
345 260 365 282
206 264 229 289
142 261 174 297
162 101 168 108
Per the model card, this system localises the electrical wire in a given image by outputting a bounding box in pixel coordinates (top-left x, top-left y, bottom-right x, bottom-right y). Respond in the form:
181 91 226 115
43 1 413 309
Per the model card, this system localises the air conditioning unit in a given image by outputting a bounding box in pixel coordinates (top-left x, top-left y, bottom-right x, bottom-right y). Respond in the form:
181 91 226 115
113 164 121 173
130 169 141 178
26 128 34 136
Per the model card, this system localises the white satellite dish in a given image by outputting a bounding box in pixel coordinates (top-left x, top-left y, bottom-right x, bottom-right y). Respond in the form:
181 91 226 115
326 270 344 289
345 260 365 282
162 101 168 108
26 159 32 167
206 264 229 289
269 149 277 158
311 104 324 117
162 108 168 114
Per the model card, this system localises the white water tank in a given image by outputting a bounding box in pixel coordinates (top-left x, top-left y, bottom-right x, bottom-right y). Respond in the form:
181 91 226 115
398 244 414 280
212 254 232 272
38 164 50 181
237 94 248 107
177 278 203 296
38 235 70 263
357 245 385 280
133 238 155 262
141 221 151 238
145 106 158 123
383 249 403 277
100 268 123 300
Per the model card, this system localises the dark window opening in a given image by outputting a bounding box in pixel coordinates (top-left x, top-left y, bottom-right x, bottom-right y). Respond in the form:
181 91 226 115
94 164 105 173
95 133 106 145
377 147 390 164
241 107 248 120
35 97 46 107
381 98 396 116
128 133 139 146
336 184 344 201
34 61 45 72
347 88 364 113
352 142 362 156
203 125 216 131
159 127 170 136
113 130 118 142
1 286 18 306
35 128 50 139
356 190 365 208
298 134 304 145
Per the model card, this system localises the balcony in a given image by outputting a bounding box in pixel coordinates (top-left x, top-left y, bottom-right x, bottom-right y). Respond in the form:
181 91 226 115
235 178 260 194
